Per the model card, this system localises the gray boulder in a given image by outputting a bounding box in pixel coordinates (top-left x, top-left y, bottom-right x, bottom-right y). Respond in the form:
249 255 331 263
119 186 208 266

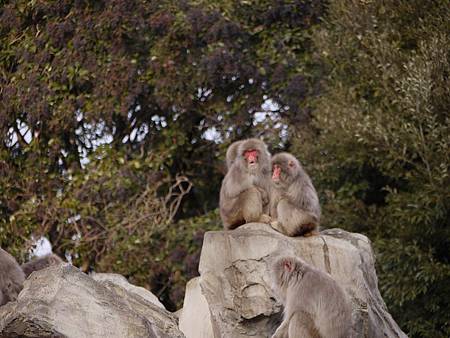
190 222 407 338
91 272 166 309
0 264 184 338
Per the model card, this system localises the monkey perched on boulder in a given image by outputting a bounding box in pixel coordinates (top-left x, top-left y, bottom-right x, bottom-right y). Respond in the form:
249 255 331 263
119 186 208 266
220 138 272 229
21 253 64 278
271 256 352 338
0 248 25 306
1 248 65 306
269 152 320 236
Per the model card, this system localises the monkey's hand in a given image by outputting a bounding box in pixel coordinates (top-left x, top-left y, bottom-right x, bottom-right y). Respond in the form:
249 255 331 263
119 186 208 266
258 214 272 224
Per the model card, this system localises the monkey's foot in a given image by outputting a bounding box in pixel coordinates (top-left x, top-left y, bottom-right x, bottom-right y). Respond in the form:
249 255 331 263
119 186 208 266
303 229 320 237
258 214 272 224
270 220 285 234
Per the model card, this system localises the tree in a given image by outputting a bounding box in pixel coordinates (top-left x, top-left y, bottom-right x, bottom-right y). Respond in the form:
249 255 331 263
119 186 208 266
0 0 323 309
292 1 449 336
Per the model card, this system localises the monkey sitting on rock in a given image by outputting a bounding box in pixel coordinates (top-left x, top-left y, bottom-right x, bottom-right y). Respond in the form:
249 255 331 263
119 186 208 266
220 138 272 229
271 256 352 338
21 253 64 278
0 248 25 307
0 248 64 306
269 152 321 237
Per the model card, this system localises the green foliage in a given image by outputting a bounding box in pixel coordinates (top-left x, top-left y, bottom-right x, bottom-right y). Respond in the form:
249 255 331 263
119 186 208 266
0 0 321 310
290 1 449 336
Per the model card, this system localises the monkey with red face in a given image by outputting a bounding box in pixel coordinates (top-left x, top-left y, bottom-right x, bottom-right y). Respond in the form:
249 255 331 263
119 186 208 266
271 256 352 338
220 138 272 229
269 152 320 236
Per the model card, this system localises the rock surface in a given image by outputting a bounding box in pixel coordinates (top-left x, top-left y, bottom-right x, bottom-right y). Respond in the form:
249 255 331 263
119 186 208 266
196 222 408 338
91 272 166 309
178 277 214 338
0 264 184 338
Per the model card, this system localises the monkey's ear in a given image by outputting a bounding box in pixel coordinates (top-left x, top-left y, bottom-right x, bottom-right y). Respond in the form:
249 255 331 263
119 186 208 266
283 259 294 272
288 161 295 167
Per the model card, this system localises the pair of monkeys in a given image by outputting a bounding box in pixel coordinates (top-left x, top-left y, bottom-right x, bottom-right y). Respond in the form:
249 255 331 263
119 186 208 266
220 138 321 236
220 139 351 337
0 247 63 306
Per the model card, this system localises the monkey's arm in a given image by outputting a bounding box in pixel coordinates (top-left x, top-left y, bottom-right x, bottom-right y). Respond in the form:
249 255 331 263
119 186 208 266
222 170 254 199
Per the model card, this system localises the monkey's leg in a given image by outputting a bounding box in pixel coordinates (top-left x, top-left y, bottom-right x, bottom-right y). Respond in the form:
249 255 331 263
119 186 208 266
271 318 290 338
240 187 264 223
277 200 318 237
289 311 321 338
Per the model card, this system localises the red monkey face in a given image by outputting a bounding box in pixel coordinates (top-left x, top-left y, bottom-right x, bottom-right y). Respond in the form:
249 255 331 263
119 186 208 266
244 149 259 167
272 164 281 182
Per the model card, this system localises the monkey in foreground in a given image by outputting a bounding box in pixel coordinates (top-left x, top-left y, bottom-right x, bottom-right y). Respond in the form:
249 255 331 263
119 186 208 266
220 138 272 229
0 248 25 306
225 140 243 170
269 152 320 236
21 253 64 278
271 256 352 338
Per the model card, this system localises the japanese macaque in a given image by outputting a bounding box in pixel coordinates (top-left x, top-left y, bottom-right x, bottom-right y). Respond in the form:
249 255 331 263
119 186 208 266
269 152 320 236
271 256 352 338
0 248 25 306
220 138 272 229
21 253 64 278
225 140 243 170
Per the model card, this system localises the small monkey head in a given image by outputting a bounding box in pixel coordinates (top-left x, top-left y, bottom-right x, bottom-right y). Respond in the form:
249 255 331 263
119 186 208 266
271 256 306 302
237 138 270 174
271 152 301 186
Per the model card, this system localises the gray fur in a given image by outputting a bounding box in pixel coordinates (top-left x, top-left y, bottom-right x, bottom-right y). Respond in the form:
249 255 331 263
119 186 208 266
269 152 320 236
21 253 64 278
220 138 272 229
0 248 25 306
225 140 243 170
271 256 352 338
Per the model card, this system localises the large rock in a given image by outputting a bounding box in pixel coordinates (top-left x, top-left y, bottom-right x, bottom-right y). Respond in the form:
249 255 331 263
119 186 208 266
197 223 408 338
0 264 184 338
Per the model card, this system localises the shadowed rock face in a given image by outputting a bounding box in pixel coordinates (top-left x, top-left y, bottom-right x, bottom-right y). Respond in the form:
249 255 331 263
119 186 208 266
0 264 185 338
181 223 407 338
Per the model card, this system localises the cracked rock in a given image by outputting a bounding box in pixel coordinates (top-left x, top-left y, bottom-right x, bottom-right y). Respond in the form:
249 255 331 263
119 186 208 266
183 222 407 338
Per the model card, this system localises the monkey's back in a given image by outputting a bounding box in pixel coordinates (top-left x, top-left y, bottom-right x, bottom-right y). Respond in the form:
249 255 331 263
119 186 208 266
288 268 352 338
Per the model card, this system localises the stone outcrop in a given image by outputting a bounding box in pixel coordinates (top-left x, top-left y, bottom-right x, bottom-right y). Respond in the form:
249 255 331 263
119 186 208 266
0 223 408 338
181 222 407 338
0 264 184 338
91 272 166 309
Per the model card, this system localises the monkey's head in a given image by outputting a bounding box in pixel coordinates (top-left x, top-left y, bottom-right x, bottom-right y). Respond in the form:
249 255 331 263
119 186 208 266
271 152 302 186
237 138 270 174
271 256 306 301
